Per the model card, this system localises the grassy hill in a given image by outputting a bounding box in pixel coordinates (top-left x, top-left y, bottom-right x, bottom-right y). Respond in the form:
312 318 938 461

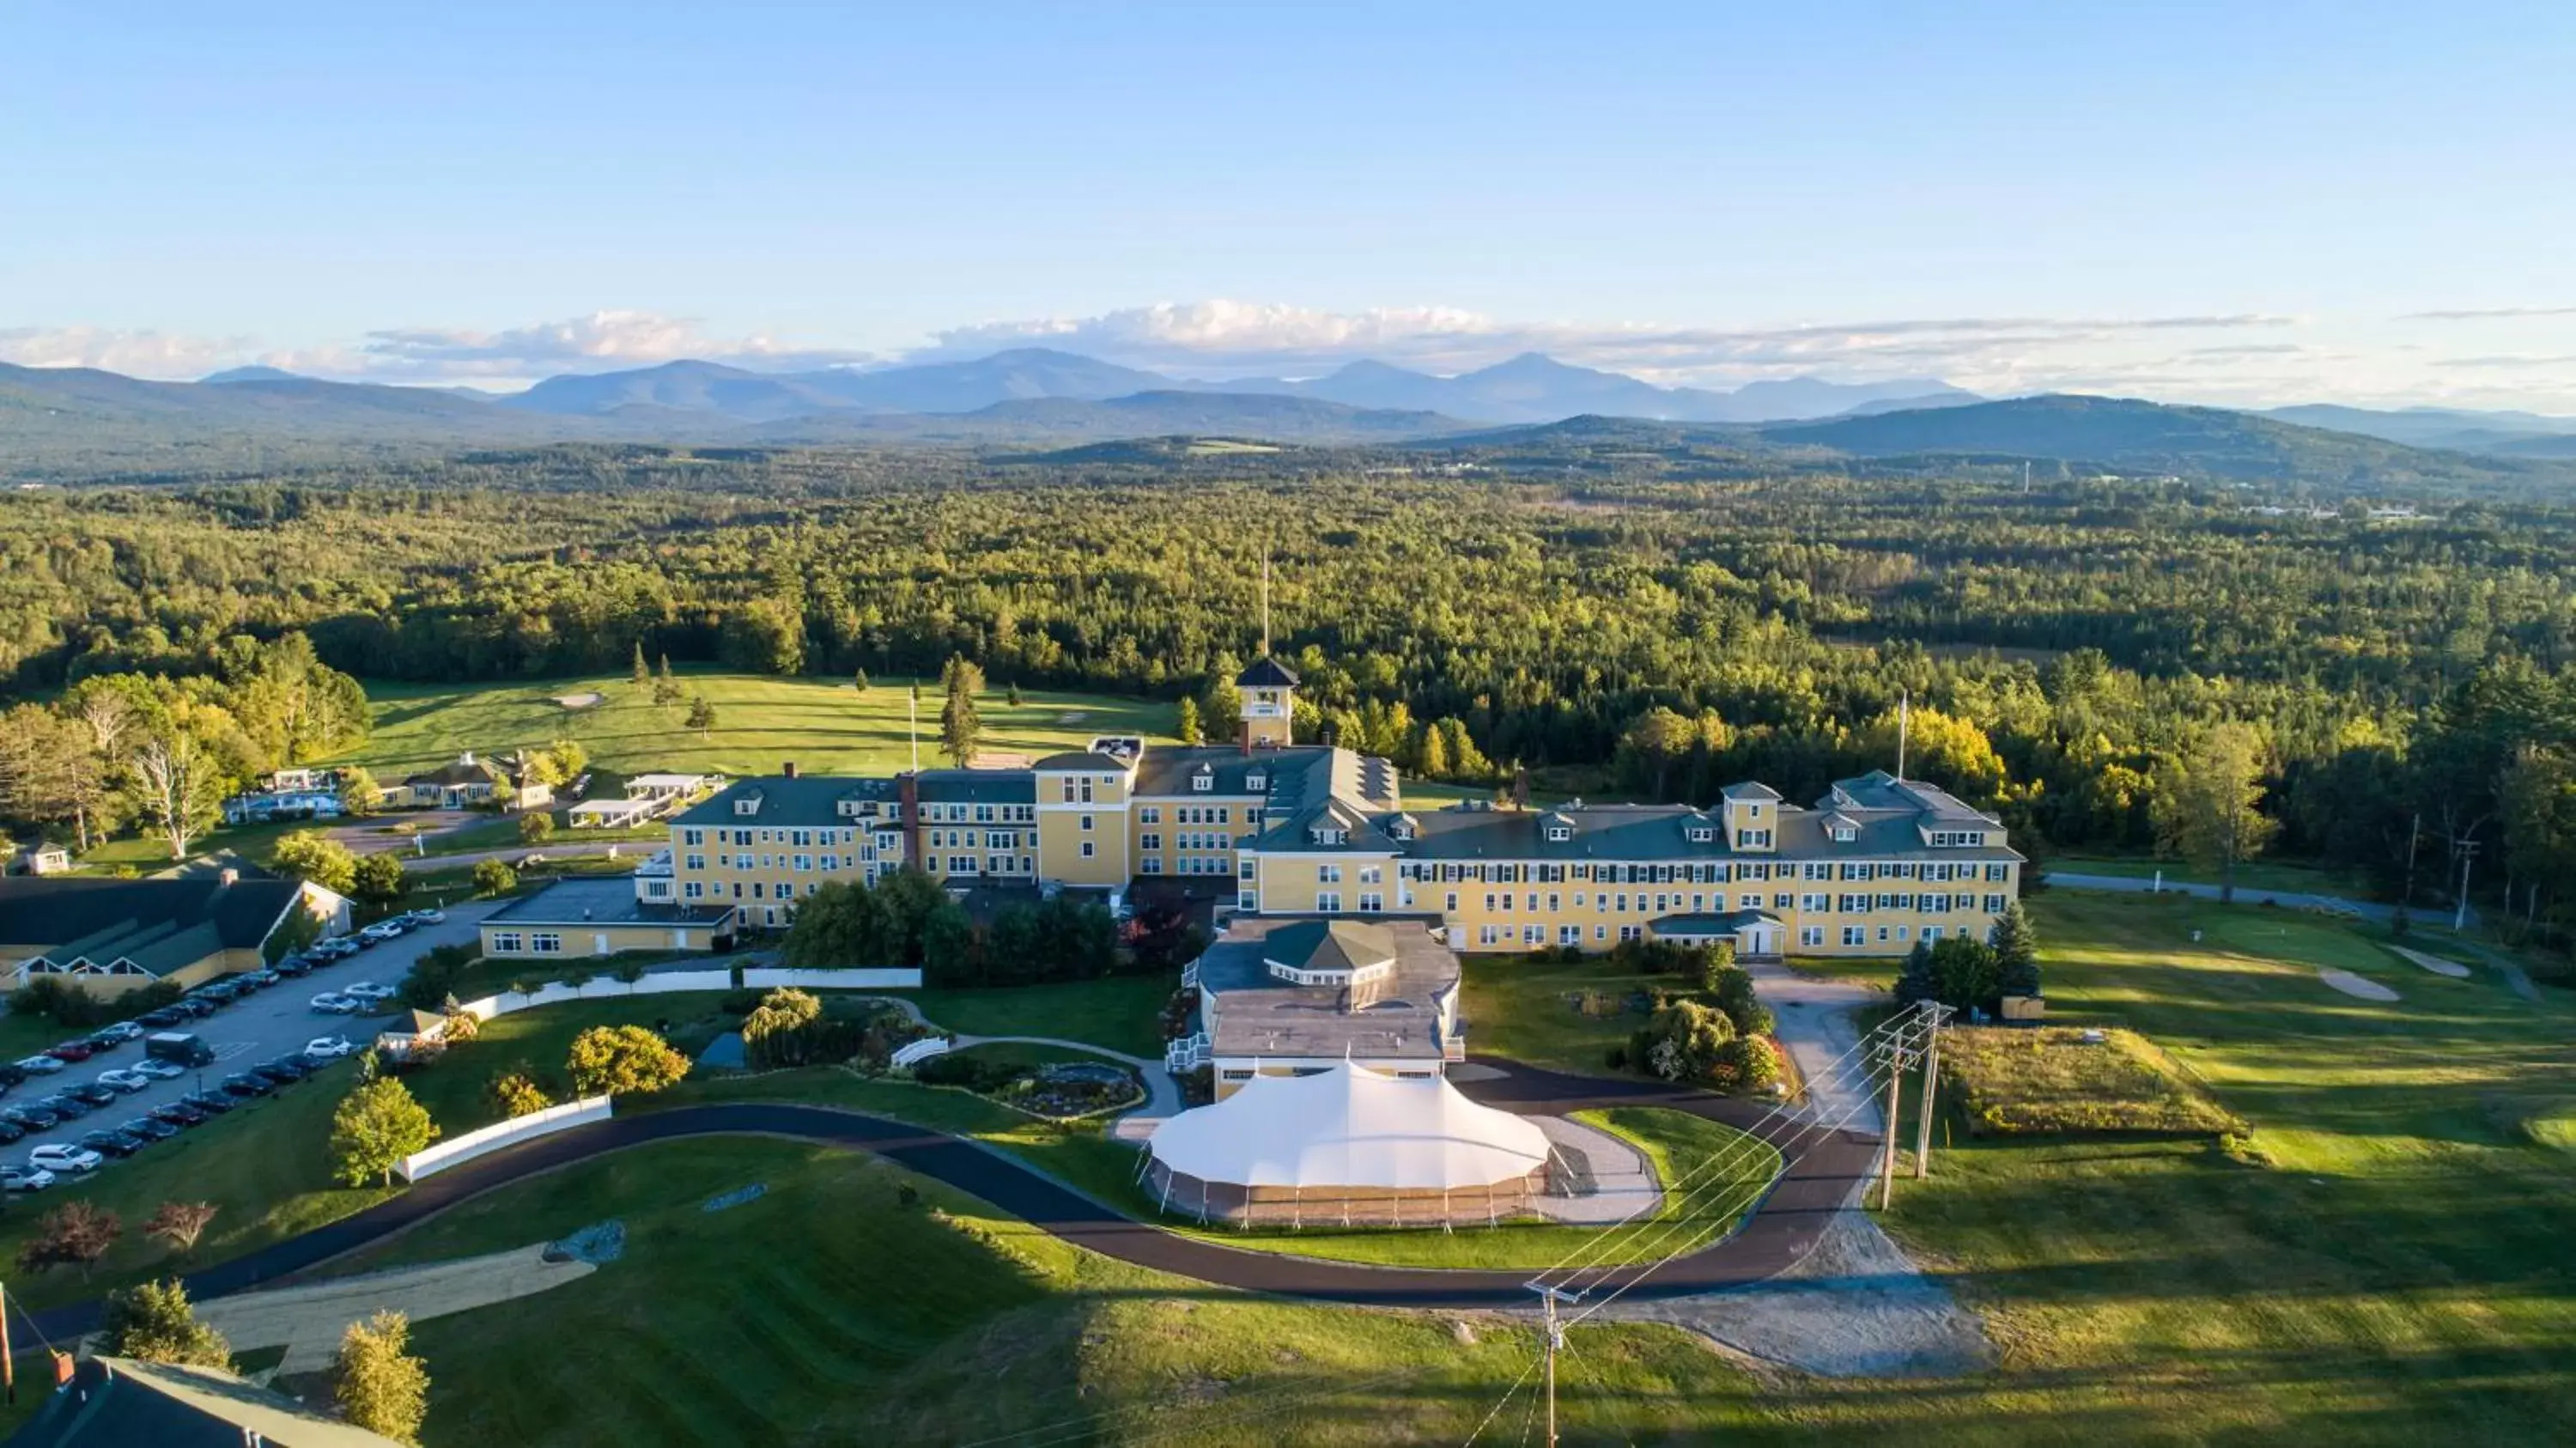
337 671 1176 779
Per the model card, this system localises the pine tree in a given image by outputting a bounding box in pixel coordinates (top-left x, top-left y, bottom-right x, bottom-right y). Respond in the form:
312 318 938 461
630 641 649 686
103 1278 232 1368
1990 900 2042 1000
1894 939 1938 1007
939 657 982 766
1419 721 1451 779
853 666 869 692
1176 696 1203 745
685 696 717 734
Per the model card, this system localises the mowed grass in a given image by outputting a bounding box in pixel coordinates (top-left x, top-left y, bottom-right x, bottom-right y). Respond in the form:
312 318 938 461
1847 889 2576 1441
338 670 1176 779
890 973 1179 1059
1460 952 1679 1076
2051 850 2361 897
0 1061 392 1311
325 1135 1783 1448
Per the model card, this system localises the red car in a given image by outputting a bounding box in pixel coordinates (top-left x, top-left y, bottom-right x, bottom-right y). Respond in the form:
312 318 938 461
43 1042 94 1063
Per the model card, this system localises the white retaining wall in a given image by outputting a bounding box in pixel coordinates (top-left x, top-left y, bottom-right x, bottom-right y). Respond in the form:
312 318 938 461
451 967 922 1023
397 1094 614 1183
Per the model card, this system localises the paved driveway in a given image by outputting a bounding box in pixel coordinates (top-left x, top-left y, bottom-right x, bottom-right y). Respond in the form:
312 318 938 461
3 903 502 1174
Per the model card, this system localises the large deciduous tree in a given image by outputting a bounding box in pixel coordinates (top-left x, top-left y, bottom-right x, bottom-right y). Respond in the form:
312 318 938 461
566 1025 690 1098
330 1078 439 1188
2151 721 2278 903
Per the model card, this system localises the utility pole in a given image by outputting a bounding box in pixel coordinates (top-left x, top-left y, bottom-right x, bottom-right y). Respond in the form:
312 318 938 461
1261 551 1272 659
2403 812 2421 910
1 1279 13 1404
908 687 920 774
1525 1281 1577 1447
1896 689 1910 782
1877 1037 1907 1209
1913 1013 1941 1179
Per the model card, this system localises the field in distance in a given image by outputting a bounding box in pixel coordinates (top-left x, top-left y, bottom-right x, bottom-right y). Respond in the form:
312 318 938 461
338 672 1177 779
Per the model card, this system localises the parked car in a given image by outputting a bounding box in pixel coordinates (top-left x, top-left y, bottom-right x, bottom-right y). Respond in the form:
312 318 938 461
308 938 361 961
120 1116 180 1142
94 1069 152 1093
13 1056 66 1076
195 980 243 1002
43 1042 94 1063
0 1164 55 1191
309 994 361 1014
252 1060 308 1086
272 956 314 977
168 997 217 1019
3 1106 61 1132
304 1036 357 1059
135 1007 190 1028
358 922 404 945
180 1091 234 1115
64 1082 119 1108
242 968 283 988
150 1100 208 1128
0 1062 27 1089
78 1129 143 1159
28 1144 100 1175
39 1093 95 1118
0 1119 23 1145
131 1058 187 1081
219 1073 273 1098
342 982 396 1002
90 1021 146 1044
411 908 447 925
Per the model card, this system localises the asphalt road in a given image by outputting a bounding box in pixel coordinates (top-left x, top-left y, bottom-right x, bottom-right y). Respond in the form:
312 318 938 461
27 1059 1880 1338
3 902 502 1172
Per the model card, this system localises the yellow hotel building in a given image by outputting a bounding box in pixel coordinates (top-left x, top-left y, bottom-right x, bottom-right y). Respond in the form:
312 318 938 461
644 656 2023 961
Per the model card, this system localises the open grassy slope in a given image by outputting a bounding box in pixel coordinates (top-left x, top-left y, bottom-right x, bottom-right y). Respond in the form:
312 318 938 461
337 670 1177 779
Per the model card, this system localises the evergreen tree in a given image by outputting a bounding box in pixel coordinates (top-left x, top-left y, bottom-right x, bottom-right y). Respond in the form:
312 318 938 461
103 1278 233 1368
631 641 649 686
335 1311 430 1445
939 655 982 766
853 666 869 692
685 695 718 734
1990 900 2042 1000
1895 939 1938 1007
1176 696 1203 745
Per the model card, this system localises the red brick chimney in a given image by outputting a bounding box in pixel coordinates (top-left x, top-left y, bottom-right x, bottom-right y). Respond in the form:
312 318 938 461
782 761 799 780
898 772 922 872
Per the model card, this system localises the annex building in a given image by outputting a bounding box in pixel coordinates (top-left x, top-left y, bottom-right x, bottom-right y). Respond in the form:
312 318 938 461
638 655 2025 964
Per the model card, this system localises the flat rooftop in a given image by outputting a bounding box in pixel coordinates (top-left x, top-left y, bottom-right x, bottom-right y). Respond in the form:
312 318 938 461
1195 915 1459 1062
483 876 732 929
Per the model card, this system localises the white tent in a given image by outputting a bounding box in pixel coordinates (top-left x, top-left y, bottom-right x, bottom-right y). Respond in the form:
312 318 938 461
1148 1061 1552 1192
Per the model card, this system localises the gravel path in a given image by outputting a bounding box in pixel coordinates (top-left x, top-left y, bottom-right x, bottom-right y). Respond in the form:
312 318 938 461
193 1242 595 1373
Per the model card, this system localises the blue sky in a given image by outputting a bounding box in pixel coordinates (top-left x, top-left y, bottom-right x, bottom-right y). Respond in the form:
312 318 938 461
4 1 2572 406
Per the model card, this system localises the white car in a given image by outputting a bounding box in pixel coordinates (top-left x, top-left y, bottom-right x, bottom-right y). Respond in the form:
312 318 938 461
411 909 447 925
304 1037 356 1059
13 1056 66 1076
341 982 396 1002
0 1165 56 1192
29 1144 101 1175
90 1022 146 1043
94 1069 152 1093
309 994 360 1014
358 922 403 944
131 1059 187 1080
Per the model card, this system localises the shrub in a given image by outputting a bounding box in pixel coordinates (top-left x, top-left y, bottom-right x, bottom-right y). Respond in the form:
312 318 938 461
1627 999 1735 1082
914 1053 1012 1092
102 1278 232 1368
470 860 517 897
1709 1036 1782 1093
566 1025 690 1097
486 1070 553 1118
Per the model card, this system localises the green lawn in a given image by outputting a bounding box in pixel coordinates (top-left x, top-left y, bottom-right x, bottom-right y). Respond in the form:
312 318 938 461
336 670 1179 780
0 1061 391 1311
1460 952 1680 1076
889 974 1179 1058
2052 850 2363 897
316 1135 1775 1447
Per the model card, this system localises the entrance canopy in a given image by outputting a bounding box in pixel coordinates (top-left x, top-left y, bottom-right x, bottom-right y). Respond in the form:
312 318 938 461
1147 1061 1551 1191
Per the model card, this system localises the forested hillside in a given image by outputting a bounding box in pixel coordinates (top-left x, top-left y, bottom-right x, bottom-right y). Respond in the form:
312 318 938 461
3 446 2573 948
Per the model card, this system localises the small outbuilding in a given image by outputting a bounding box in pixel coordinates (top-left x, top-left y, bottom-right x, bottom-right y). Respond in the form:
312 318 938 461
1145 1060 1558 1227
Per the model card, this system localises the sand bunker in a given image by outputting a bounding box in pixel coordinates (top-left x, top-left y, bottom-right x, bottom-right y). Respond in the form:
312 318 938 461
2318 967 2401 1002
553 691 605 709
2388 946 2472 979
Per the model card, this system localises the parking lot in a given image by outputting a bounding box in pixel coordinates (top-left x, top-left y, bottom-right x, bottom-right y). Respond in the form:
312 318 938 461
2 902 501 1184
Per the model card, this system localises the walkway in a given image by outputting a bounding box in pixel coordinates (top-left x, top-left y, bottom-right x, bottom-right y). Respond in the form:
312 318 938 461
1529 1114 1662 1225
27 1067 1880 1341
861 995 1188 1120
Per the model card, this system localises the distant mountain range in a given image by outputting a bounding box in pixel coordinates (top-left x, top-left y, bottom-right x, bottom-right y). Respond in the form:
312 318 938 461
3 350 2572 490
493 347 1976 427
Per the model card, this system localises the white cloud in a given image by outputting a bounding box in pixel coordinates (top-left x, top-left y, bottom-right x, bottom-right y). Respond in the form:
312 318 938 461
1 310 873 386
2401 305 2576 321
916 300 2300 389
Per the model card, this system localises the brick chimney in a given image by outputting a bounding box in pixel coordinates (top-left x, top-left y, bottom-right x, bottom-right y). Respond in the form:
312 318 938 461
782 761 799 780
898 772 923 872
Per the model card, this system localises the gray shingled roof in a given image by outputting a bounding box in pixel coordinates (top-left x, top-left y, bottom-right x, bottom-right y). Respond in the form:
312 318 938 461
483 876 733 928
1195 916 1457 1061
0 877 304 955
1236 656 1300 688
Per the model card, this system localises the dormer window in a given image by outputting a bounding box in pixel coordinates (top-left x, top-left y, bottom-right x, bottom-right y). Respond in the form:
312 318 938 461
1832 825 1857 843
1310 826 1347 846
1193 772 1213 793
1686 825 1714 843
1245 769 1267 791
1545 824 1572 843
732 792 762 818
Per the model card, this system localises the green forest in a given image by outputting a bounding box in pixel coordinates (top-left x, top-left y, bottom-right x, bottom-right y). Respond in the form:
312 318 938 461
3 444 2573 954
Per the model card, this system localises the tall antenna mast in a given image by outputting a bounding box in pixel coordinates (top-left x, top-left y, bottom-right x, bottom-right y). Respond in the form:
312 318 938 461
1897 689 1911 781
1260 551 1273 658
908 685 920 774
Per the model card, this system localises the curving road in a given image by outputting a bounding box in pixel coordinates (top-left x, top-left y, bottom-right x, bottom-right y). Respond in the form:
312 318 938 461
27 1062 1878 1341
